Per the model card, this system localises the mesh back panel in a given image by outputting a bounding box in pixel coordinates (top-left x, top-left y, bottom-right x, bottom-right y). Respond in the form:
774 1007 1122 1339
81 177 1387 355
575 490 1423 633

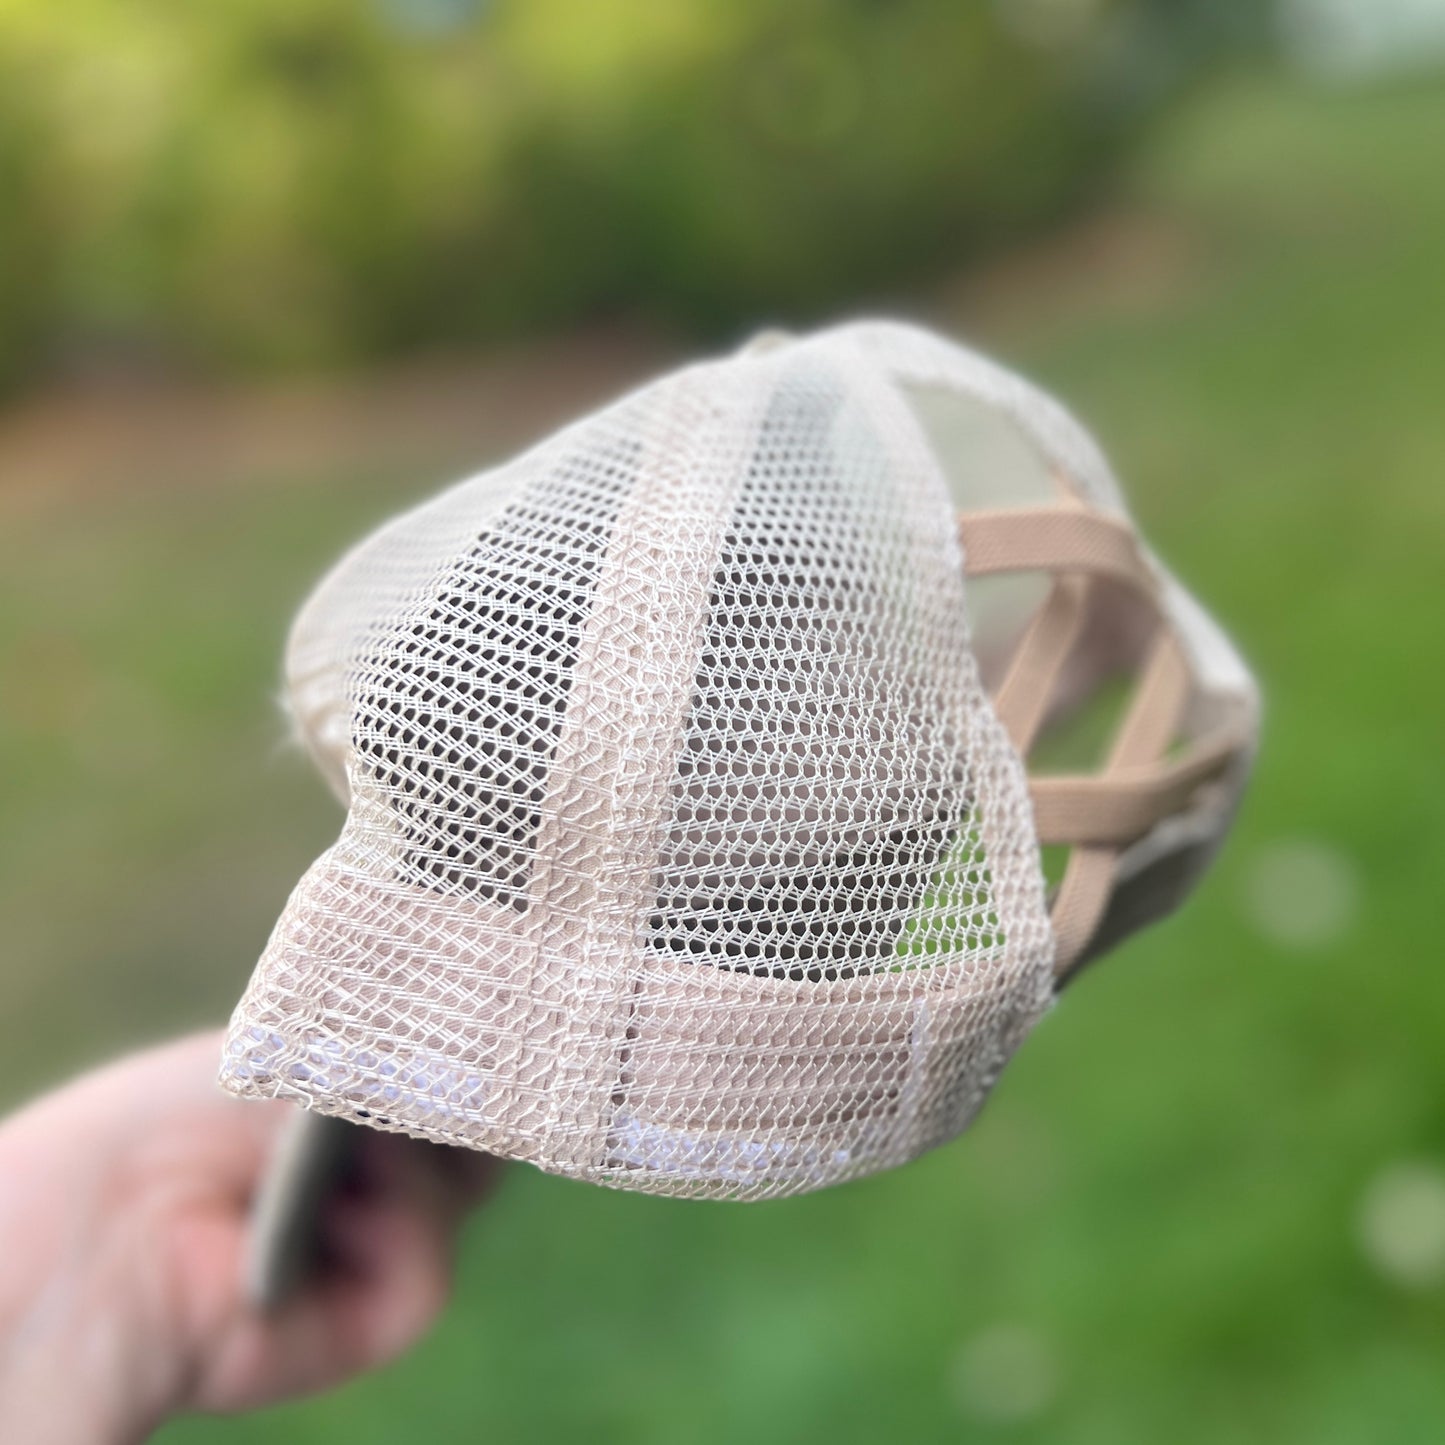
355 444 633 907
648 375 968 980
220 321 1254 1198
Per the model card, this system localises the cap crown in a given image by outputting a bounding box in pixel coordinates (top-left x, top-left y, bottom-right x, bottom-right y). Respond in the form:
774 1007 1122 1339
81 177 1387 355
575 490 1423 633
222 322 1256 1198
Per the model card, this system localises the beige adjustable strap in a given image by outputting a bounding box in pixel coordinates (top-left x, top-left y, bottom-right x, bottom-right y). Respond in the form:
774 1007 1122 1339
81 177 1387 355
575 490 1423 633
959 504 1236 982
1043 626 1191 974
958 507 1155 593
1029 732 1239 846
992 575 1089 754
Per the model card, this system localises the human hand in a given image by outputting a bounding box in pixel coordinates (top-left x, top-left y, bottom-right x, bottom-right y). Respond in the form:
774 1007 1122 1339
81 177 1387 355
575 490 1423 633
0 1031 500 1444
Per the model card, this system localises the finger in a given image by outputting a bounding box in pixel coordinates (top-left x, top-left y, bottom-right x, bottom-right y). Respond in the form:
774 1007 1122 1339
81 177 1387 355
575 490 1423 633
192 1176 460 1412
340 1129 504 1225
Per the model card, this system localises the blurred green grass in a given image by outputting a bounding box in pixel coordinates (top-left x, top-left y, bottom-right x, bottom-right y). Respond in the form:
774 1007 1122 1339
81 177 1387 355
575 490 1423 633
3 65 1443 1443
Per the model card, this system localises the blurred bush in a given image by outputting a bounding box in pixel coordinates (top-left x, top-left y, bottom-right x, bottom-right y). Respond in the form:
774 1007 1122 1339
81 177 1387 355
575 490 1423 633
0 0 1187 389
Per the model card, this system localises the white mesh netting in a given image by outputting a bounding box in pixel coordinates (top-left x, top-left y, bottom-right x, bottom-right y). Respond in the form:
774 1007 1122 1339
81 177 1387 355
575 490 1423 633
220 323 1104 1198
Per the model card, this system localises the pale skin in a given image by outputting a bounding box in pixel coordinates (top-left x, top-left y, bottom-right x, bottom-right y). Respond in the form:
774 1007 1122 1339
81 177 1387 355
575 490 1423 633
0 1032 500 1444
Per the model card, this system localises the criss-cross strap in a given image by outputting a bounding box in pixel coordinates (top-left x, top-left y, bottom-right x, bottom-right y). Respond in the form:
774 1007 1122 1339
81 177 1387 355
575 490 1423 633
958 506 1154 592
991 575 1090 755
958 503 1241 982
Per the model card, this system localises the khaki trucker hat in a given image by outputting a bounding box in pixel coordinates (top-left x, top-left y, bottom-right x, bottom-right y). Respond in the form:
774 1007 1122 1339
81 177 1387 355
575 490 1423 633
221 321 1258 1267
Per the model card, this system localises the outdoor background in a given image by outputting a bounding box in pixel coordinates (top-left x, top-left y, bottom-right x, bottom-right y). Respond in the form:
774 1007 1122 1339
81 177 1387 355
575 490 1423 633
2 1 1443 1441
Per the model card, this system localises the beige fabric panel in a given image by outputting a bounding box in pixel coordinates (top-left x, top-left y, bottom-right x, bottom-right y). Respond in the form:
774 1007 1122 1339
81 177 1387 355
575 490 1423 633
519 370 763 1172
601 340 1056 1190
221 861 546 1153
835 336 1055 1005
610 954 1033 1193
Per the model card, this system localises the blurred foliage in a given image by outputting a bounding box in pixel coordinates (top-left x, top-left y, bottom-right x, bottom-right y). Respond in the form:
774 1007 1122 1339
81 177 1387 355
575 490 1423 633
0 0 1185 389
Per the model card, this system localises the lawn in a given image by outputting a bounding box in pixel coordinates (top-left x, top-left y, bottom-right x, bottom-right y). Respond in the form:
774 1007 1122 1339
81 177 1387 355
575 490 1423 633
2 64 1442 1443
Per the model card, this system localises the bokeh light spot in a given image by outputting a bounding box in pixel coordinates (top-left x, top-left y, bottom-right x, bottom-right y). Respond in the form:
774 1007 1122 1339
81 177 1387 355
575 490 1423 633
949 1323 1060 1424
1243 837 1361 951
1359 1161 1445 1290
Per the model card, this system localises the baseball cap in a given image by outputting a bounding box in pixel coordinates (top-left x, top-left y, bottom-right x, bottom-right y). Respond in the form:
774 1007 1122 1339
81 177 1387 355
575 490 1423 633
221 320 1257 1259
